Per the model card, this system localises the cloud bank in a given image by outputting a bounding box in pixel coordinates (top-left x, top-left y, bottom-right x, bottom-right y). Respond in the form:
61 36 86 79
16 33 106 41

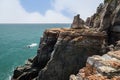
53 0 103 19
0 0 103 23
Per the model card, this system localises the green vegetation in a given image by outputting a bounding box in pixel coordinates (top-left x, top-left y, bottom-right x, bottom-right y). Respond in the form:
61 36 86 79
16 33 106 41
95 14 100 20
104 0 112 3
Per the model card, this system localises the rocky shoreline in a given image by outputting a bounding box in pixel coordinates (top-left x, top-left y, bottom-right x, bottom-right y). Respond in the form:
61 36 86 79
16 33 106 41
12 0 120 80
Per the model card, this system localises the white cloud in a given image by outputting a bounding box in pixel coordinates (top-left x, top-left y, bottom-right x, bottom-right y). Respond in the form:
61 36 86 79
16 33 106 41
0 0 103 23
52 0 103 20
0 0 71 23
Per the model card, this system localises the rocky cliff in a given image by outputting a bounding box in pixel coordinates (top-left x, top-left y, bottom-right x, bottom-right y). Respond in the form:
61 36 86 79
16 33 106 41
12 0 120 80
70 49 120 80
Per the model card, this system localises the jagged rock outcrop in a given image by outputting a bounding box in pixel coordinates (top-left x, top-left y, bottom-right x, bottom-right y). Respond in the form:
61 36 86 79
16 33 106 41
85 0 120 44
69 0 120 79
38 28 106 80
12 29 60 80
69 50 120 80
12 0 120 80
12 28 107 80
71 14 85 29
32 29 60 68
87 0 120 30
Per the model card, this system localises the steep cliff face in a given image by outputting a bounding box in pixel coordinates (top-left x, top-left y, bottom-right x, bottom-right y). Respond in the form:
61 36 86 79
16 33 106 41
32 29 60 68
12 28 107 80
12 29 61 80
69 0 120 79
12 0 120 80
13 30 60 80
70 40 120 80
38 28 106 80
85 0 120 44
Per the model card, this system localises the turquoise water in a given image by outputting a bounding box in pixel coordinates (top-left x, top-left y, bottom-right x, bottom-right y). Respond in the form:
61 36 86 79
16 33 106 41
0 24 70 80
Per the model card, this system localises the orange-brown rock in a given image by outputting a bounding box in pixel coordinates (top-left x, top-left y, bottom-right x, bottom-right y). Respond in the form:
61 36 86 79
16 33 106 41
69 50 120 80
38 28 106 80
12 28 107 80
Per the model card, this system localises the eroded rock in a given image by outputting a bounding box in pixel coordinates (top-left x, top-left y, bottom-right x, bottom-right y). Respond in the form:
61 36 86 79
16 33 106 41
12 28 61 80
71 14 85 29
69 50 120 80
38 28 106 80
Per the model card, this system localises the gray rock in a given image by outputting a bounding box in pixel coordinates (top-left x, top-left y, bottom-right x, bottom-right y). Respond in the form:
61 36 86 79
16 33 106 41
71 14 85 29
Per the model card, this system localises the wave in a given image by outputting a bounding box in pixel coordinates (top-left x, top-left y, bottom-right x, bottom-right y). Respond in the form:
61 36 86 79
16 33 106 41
8 75 11 80
6 65 15 80
26 43 38 48
5 73 12 80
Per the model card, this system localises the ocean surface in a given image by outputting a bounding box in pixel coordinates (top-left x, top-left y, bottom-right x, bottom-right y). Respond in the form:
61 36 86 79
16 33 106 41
0 24 70 80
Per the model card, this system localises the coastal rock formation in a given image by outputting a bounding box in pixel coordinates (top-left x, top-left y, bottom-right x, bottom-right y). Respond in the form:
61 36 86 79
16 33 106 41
85 0 120 43
71 14 85 29
12 28 107 80
12 29 60 80
69 0 120 79
69 50 120 80
38 28 106 80
12 0 120 80
32 29 60 68
85 0 120 30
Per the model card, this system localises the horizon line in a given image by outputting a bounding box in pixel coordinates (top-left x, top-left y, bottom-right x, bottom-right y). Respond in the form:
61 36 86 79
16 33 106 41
0 23 71 24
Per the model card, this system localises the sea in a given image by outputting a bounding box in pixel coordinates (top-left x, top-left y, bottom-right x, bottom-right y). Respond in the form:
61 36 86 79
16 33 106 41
0 24 70 80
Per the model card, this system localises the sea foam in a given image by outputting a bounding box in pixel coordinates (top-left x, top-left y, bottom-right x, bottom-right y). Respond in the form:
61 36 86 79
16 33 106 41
27 43 38 48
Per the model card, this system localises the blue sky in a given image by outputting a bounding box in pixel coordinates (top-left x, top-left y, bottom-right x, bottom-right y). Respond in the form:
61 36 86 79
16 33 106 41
0 0 103 23
20 0 52 15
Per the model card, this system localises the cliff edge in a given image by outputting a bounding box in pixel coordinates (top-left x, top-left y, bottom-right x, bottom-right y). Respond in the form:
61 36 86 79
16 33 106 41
12 0 120 80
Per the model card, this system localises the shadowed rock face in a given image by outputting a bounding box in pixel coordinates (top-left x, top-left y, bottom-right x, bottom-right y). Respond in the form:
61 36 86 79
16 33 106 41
12 29 60 80
69 0 120 79
32 29 60 68
38 28 106 80
12 28 107 80
12 0 120 80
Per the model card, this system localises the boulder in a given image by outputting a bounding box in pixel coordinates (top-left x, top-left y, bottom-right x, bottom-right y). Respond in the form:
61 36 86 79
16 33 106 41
71 14 85 29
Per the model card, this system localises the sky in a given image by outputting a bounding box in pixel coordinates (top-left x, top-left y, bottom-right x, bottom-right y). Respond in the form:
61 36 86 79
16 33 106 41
0 0 103 23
